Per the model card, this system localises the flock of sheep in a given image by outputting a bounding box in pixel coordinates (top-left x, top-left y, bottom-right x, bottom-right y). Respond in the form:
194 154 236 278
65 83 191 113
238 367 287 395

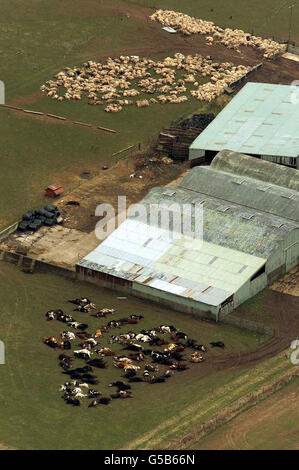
150 9 286 59
40 53 252 111
39 9 286 112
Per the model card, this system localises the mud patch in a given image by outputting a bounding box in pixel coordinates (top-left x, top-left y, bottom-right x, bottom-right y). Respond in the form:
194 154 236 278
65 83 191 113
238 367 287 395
11 90 43 106
270 267 299 296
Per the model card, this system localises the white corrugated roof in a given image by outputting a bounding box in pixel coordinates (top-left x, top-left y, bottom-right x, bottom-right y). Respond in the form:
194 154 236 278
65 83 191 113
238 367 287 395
79 217 266 307
190 82 299 158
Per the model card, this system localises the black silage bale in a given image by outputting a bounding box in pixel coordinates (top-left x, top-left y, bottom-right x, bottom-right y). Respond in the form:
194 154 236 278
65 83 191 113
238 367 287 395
35 215 46 223
22 210 34 221
44 218 55 227
28 221 41 232
44 210 55 219
18 221 30 232
44 204 57 213
37 208 48 217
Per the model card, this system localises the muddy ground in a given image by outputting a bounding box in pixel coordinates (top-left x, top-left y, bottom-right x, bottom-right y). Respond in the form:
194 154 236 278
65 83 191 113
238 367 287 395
271 266 299 297
55 153 189 232
224 289 299 370
0 153 189 268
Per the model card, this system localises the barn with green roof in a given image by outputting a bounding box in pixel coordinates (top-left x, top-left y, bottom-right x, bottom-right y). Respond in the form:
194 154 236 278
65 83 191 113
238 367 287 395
77 152 299 321
189 82 299 169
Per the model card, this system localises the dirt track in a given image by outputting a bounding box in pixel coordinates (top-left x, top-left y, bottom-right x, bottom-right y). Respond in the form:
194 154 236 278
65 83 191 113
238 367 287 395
135 289 299 451
194 380 299 450
215 290 299 370
180 289 299 381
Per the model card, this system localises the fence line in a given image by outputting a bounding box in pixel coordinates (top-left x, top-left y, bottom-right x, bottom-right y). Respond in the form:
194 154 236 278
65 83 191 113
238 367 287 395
74 121 92 127
111 144 136 157
23 109 44 115
229 62 263 88
219 312 275 337
47 113 66 120
0 221 19 242
0 104 116 134
0 104 23 110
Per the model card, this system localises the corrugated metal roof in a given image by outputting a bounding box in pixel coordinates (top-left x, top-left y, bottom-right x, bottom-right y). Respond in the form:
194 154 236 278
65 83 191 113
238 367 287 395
211 150 299 191
78 154 298 309
142 187 298 259
189 83 299 158
179 166 299 223
78 217 266 306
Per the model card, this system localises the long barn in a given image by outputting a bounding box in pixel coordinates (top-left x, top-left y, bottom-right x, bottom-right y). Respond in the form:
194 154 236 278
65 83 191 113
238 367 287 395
77 152 299 321
189 82 299 169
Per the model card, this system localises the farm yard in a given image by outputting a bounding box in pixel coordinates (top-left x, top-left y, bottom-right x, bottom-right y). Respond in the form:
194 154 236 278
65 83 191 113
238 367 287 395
0 88 223 231
0 0 299 452
1 0 299 230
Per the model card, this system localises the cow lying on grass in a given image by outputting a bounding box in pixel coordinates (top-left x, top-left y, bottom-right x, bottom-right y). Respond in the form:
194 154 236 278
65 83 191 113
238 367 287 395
42 299 224 408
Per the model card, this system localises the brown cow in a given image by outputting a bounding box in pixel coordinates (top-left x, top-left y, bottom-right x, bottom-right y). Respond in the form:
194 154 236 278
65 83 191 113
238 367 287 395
44 336 58 348
128 352 144 362
97 347 115 356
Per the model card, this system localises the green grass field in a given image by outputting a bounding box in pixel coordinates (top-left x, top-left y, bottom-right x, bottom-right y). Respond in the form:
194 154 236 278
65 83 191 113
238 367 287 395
0 261 269 450
0 0 226 229
0 1 298 451
195 378 299 450
130 0 299 42
0 97 225 230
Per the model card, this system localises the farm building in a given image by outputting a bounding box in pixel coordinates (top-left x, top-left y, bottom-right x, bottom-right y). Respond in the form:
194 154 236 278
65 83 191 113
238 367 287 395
76 153 299 321
189 82 299 169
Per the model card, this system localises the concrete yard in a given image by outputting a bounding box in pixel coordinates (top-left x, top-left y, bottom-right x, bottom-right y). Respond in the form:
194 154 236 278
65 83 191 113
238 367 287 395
1 225 99 270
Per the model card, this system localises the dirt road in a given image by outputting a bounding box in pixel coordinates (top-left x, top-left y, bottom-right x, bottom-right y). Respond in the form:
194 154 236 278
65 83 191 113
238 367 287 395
196 380 299 450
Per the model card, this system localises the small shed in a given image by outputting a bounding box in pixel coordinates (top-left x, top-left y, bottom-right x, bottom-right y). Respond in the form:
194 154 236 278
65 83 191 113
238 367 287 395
45 184 63 198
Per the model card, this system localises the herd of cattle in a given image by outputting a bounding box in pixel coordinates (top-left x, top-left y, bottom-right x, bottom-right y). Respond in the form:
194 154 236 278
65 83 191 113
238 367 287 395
43 297 225 408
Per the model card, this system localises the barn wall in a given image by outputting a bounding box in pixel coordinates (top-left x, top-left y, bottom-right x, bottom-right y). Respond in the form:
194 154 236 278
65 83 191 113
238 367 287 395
266 249 284 275
266 229 299 281
234 272 268 309
261 155 297 169
267 264 286 285
76 267 218 321
133 283 218 320
76 266 133 290
189 148 205 160
284 229 299 271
